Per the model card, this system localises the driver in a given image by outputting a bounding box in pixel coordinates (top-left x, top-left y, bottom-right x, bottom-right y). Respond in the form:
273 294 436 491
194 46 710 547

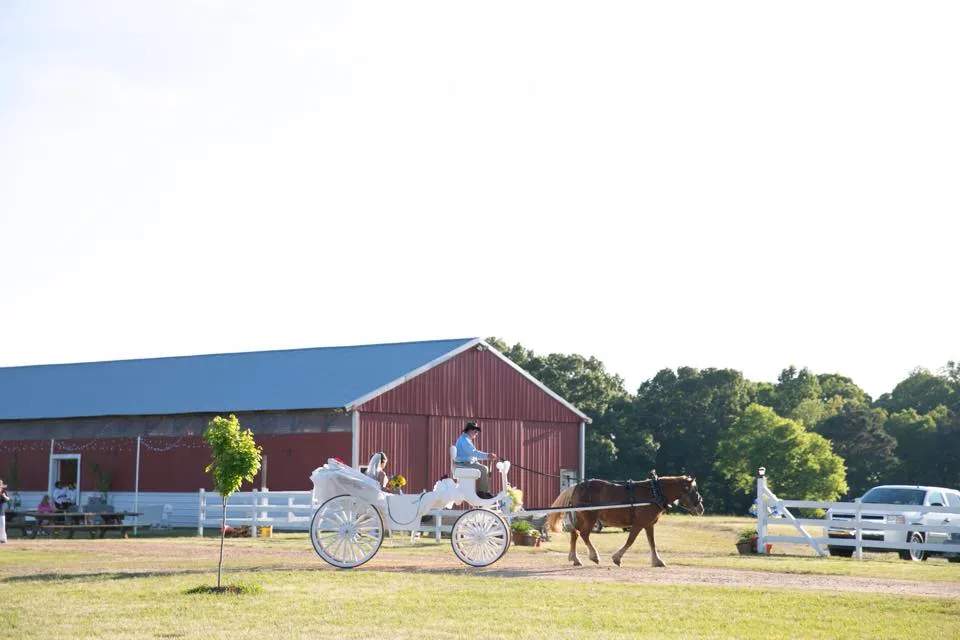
453 422 498 499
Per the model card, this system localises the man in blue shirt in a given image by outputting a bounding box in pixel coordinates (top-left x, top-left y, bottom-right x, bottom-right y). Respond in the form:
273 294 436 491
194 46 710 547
454 422 498 499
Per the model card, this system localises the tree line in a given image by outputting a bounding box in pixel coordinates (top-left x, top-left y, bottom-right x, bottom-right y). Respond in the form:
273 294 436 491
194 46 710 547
487 338 959 514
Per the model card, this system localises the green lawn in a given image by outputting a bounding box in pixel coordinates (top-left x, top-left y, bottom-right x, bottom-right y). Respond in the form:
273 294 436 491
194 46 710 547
1 515 957 639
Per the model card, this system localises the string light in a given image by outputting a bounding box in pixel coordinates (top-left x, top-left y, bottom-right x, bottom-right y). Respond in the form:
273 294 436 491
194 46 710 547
0 437 209 455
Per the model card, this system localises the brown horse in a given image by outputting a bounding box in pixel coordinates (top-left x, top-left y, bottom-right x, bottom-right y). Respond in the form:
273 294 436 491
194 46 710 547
546 473 704 567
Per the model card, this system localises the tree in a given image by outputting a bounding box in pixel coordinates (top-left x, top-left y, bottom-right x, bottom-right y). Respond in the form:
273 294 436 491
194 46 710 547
633 367 754 513
817 373 870 406
814 405 898 498
875 368 955 415
715 404 847 505
772 366 823 427
204 414 262 590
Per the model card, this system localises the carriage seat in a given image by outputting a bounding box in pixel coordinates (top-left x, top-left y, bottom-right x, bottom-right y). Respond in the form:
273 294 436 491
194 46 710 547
450 445 481 480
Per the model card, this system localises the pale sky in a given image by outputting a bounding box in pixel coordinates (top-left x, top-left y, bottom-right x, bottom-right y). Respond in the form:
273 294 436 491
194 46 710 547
1 1 958 400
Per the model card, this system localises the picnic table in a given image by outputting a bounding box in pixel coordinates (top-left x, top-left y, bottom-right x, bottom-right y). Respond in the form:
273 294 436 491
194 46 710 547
6 510 146 539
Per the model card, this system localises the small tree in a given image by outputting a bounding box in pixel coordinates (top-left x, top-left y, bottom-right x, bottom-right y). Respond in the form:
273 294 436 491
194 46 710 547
203 414 262 590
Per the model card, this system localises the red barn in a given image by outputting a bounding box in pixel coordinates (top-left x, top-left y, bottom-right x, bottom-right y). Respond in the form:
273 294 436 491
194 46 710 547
0 338 588 515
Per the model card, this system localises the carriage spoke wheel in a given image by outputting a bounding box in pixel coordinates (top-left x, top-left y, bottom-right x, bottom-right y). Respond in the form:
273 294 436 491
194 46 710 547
311 495 384 569
451 508 510 567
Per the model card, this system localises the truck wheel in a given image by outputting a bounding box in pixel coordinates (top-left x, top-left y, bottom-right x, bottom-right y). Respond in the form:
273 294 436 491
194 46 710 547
901 531 927 562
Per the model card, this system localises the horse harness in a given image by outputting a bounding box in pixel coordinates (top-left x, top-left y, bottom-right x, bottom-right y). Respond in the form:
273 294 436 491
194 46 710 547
624 472 670 511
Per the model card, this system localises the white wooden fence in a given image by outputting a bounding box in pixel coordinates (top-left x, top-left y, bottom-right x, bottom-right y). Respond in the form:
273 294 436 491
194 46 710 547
196 489 467 540
755 467 960 559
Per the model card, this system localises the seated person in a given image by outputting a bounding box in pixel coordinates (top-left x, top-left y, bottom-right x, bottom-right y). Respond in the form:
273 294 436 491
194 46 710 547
37 495 57 514
364 452 390 491
52 482 72 511
453 422 498 499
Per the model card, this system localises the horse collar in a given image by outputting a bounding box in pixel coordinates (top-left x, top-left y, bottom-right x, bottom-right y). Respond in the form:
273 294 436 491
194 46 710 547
650 476 667 509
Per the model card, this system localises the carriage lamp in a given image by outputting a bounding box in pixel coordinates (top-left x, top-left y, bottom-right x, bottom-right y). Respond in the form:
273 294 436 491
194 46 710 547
758 467 766 478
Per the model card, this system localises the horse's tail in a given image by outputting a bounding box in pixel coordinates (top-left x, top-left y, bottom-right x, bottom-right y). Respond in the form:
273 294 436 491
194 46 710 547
546 485 577 533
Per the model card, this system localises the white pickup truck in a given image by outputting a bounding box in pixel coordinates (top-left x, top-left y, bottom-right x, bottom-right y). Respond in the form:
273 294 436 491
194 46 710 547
825 485 960 561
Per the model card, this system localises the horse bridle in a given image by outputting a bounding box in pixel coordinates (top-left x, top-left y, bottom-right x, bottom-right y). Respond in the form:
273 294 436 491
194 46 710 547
627 471 699 514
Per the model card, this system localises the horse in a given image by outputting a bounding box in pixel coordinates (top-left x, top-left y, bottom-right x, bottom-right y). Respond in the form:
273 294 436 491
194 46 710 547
546 472 704 567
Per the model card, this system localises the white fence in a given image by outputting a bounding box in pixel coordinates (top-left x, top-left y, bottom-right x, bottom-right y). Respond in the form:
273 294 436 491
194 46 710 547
196 489 468 540
755 468 960 559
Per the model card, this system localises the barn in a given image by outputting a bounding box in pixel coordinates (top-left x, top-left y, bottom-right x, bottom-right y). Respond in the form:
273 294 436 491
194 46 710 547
0 338 589 520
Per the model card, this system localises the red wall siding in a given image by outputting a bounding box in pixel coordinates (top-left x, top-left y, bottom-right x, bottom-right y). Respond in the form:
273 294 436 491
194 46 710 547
358 349 583 423
358 413 429 493
137 437 213 492
0 443 52 491
254 432 352 491
355 414 577 507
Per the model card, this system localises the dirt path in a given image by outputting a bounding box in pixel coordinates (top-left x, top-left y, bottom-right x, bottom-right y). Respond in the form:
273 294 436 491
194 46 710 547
5 538 957 599
364 549 960 599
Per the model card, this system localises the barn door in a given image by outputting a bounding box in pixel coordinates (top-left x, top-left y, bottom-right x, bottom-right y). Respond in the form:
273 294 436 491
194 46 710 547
49 453 81 504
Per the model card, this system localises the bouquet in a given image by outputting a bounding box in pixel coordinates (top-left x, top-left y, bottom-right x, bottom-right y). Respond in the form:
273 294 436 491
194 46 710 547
387 474 407 491
503 486 523 512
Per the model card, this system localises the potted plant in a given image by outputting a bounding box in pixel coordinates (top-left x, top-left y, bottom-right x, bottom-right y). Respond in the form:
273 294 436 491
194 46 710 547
736 528 772 554
511 519 537 546
736 528 758 554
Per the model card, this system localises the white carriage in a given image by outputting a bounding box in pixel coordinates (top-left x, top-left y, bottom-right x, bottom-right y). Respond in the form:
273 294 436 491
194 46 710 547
309 447 517 569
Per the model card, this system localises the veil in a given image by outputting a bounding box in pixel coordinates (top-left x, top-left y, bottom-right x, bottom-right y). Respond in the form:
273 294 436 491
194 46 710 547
365 453 383 479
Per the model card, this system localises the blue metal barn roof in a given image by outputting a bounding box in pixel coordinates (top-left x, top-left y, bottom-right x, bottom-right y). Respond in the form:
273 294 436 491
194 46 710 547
0 338 478 421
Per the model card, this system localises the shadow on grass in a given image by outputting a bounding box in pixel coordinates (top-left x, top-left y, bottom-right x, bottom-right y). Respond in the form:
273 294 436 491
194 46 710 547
2 564 309 584
2 569 211 584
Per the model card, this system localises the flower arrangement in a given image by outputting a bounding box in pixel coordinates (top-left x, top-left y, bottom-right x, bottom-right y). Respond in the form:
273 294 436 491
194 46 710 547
504 486 523 512
387 474 407 491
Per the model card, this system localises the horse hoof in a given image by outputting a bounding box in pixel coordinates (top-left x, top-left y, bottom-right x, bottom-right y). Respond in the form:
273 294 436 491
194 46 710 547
590 557 599 565
612 557 622 566
652 562 666 568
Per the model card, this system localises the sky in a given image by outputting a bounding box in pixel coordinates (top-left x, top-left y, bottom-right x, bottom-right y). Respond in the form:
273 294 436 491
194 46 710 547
1 1 958 400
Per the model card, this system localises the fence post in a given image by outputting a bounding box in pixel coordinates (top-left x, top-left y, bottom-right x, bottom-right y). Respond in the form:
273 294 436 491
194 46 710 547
288 495 295 523
251 489 259 539
854 497 863 560
756 467 767 554
198 489 205 537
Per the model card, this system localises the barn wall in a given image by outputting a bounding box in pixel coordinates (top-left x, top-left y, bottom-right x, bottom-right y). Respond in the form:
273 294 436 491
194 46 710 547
357 348 583 423
358 413 429 494
0 410 352 493
358 413 577 507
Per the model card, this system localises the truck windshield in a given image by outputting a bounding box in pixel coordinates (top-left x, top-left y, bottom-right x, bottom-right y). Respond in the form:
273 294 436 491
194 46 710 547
861 488 925 505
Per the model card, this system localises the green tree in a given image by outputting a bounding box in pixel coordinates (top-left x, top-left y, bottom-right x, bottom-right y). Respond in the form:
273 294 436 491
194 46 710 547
634 367 754 513
876 368 955 414
204 414 262 589
814 405 898 497
773 366 823 427
715 404 847 504
817 373 870 406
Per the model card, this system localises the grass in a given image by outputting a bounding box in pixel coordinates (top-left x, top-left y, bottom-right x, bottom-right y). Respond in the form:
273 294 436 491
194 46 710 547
0 516 957 639
2 560 958 639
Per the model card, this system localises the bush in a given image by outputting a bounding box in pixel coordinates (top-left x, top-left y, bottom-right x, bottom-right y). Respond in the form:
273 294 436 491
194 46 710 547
736 528 758 544
511 520 533 534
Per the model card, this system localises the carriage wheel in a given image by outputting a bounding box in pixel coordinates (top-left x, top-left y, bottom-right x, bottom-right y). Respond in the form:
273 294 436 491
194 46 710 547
310 495 384 569
451 508 510 568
